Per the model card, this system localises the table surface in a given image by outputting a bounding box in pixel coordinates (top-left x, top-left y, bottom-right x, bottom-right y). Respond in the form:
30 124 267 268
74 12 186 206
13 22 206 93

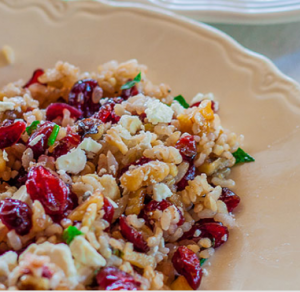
209 22 300 84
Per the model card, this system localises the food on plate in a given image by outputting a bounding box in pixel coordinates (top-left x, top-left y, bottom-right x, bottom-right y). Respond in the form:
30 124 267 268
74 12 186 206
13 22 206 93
0 60 254 290
1 45 15 65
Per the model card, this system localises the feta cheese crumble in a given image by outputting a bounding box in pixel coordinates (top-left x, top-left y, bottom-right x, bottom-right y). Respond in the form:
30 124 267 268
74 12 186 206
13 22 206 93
145 99 174 125
56 147 86 174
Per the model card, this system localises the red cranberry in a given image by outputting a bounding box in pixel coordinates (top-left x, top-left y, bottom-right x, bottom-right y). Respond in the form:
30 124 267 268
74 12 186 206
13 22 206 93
76 118 103 138
102 197 114 224
219 187 240 212
140 200 184 228
0 120 26 149
46 103 83 121
23 69 45 88
0 198 32 235
96 266 141 290
138 113 147 122
121 84 139 100
41 266 53 279
191 100 217 112
26 165 69 215
51 191 78 223
172 246 203 290
119 215 149 253
120 157 151 177
51 129 80 159
68 79 103 118
27 121 55 158
175 135 197 161
93 97 123 124
176 163 196 191
180 222 229 248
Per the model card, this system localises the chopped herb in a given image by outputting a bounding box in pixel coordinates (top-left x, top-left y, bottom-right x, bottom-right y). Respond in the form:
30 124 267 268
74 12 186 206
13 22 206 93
112 249 124 258
112 249 120 257
25 120 40 135
200 258 207 266
120 71 142 90
62 226 83 245
47 124 60 146
174 95 189 109
211 238 216 248
232 147 255 165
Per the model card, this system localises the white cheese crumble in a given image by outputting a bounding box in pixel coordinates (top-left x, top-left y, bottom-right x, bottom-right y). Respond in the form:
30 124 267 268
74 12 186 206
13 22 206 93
19 242 78 288
171 101 185 116
55 147 86 174
0 101 14 112
119 115 142 134
153 183 172 202
2 150 8 162
28 134 43 147
145 99 174 125
79 137 102 153
70 236 106 268
191 92 215 105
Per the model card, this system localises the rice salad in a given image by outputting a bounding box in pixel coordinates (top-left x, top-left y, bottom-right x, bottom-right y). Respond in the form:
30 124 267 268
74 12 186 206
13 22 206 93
0 60 254 290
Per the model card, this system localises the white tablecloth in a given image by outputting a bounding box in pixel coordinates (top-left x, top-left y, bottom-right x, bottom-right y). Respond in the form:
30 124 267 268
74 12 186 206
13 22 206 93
210 22 300 84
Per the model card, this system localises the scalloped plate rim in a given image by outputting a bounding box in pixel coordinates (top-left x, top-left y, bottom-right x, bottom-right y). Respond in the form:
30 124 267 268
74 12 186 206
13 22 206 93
1 0 300 289
102 0 300 24
97 0 300 108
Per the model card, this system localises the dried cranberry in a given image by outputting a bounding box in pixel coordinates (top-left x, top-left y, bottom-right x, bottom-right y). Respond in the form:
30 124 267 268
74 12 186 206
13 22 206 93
23 69 45 88
51 191 78 223
102 197 114 224
41 266 53 279
0 198 32 235
119 215 149 253
172 246 202 290
27 121 55 158
180 222 229 248
121 84 139 100
26 165 69 215
120 157 151 177
68 79 103 118
96 266 141 290
176 163 196 191
191 100 217 112
175 135 197 161
46 103 83 121
93 97 123 124
138 113 147 122
140 200 184 228
51 129 80 159
0 120 26 149
219 187 240 212
76 118 103 138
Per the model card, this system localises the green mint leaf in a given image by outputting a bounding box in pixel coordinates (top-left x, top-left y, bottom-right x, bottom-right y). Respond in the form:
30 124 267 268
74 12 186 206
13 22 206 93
233 148 255 165
120 71 142 90
26 120 40 135
112 249 120 257
200 258 207 266
112 249 124 258
47 124 60 146
174 95 189 109
62 226 83 245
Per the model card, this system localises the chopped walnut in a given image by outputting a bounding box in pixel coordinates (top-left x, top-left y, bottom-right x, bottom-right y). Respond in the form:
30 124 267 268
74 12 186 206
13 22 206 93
143 145 182 164
120 161 170 191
